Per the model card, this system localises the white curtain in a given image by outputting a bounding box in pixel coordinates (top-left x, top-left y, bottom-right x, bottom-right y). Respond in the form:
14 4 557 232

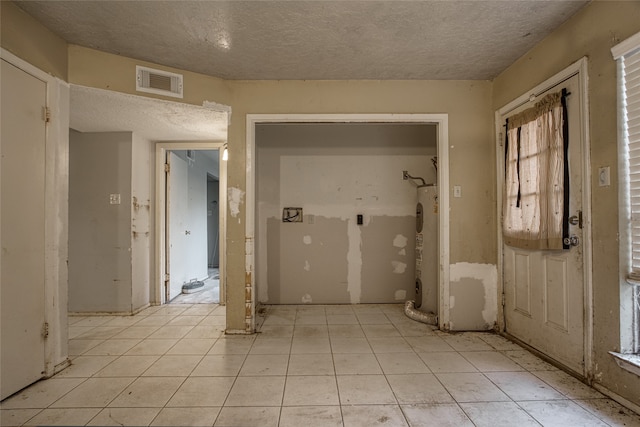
503 91 566 250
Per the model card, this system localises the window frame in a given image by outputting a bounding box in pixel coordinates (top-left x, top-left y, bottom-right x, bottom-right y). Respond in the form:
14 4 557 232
612 31 640 363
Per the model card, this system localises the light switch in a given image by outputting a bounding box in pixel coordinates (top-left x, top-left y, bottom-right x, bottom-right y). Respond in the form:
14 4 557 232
598 166 610 187
109 193 121 205
453 186 462 198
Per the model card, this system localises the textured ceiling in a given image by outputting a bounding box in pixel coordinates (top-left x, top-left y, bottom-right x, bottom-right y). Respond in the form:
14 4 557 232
16 0 588 81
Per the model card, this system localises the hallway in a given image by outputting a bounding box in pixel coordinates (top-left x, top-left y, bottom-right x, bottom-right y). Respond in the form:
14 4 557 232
1 303 638 426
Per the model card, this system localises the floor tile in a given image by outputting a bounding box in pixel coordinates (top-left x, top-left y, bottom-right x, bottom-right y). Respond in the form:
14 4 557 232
293 324 329 337
356 313 391 324
259 325 295 337
394 321 438 337
325 306 355 315
477 333 523 351
87 407 161 426
279 406 342 427
283 375 339 406
109 377 185 407
342 404 408 427
53 355 117 378
460 351 525 372
85 339 142 356
183 325 223 339
362 324 401 337
460 402 541 427
401 403 474 427
405 336 454 352
327 314 359 325
249 337 292 354
166 315 205 326
68 339 104 356
166 377 235 407
142 355 203 376
328 324 365 338
214 406 280 427
533 370 606 399
224 376 285 406
295 314 327 325
436 373 510 402
191 354 246 376
575 398 640 426
147 325 195 339
337 375 396 405
182 305 217 316
386 373 453 404
0 378 85 409
503 350 559 371
150 407 221 426
441 334 494 351
95 355 160 377
166 338 216 355
125 338 179 356
330 337 372 353
239 354 289 376
208 336 255 354
134 315 175 327
23 408 100 426
287 353 335 375
72 316 114 328
51 377 134 408
368 337 413 353
291 336 331 354
334 353 382 375
76 326 125 340
0 408 42 426
103 316 144 327
518 400 609 426
418 352 478 373
486 371 565 401
376 352 430 374
112 326 160 339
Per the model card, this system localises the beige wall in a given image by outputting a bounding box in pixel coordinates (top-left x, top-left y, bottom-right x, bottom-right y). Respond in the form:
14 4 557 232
225 80 495 329
493 1 640 407
0 1 67 80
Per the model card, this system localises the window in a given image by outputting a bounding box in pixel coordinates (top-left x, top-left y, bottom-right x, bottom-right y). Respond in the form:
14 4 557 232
613 31 640 361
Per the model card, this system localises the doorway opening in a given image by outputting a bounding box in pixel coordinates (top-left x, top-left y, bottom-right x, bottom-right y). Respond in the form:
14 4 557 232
155 144 227 306
245 114 450 332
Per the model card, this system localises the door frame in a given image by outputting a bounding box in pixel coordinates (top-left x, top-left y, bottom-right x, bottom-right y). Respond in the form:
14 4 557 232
246 113 450 332
494 57 593 376
0 49 70 378
155 142 227 305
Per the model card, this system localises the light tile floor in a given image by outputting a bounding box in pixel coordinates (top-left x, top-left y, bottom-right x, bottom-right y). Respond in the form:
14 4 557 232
1 303 640 426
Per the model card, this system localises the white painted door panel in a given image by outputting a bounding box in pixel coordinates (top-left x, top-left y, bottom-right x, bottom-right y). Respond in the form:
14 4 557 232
503 74 585 374
167 152 190 300
0 59 47 399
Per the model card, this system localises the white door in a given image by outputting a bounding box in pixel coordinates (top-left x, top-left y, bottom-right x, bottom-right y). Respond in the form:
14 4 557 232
0 59 47 399
167 152 190 300
502 74 585 374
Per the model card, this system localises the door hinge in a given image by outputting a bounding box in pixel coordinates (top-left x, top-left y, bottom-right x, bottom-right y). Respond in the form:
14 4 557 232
164 163 170 173
498 132 503 147
42 322 49 339
165 273 170 281
43 106 51 123
501 293 506 307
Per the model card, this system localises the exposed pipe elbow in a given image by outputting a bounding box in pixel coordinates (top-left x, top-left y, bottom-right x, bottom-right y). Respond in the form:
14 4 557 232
404 300 438 326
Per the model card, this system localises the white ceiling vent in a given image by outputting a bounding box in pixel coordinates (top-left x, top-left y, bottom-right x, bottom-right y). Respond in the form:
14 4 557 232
136 66 183 98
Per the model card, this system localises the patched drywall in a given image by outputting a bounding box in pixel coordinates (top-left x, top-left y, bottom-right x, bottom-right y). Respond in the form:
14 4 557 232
256 123 436 304
449 262 497 331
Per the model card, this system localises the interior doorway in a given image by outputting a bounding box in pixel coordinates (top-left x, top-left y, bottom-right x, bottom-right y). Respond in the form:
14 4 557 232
156 144 227 306
245 114 450 332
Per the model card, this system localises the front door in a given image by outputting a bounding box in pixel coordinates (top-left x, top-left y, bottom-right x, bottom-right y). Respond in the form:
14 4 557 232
1 59 47 399
502 74 586 375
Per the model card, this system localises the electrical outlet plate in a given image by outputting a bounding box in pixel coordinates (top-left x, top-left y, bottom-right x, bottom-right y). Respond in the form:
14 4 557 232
283 207 303 222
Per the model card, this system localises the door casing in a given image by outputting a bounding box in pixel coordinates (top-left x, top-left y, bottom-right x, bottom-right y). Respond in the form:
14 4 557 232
155 142 227 305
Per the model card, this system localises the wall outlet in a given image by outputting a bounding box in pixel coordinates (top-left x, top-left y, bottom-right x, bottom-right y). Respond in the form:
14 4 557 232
109 193 121 205
453 186 462 198
282 207 303 222
598 166 610 187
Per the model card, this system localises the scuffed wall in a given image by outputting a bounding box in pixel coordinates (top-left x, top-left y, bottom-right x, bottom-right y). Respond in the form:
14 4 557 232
256 123 436 304
449 262 498 331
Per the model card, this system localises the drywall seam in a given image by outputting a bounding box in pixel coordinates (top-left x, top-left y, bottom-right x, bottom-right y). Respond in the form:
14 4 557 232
449 262 498 325
346 220 363 304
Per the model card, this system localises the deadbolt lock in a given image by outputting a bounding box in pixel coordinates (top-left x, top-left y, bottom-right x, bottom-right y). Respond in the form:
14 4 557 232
568 211 583 229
